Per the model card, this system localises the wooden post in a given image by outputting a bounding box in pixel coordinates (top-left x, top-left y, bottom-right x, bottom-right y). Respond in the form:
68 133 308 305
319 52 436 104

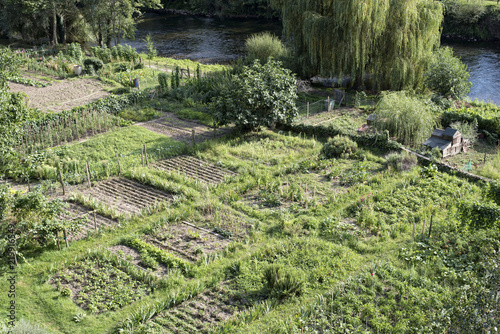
428 215 433 238
412 222 416 242
86 161 92 188
191 129 196 145
56 231 61 250
422 219 426 238
307 102 310 118
187 66 190 78
144 145 149 166
116 153 122 176
484 153 487 164
327 96 330 111
63 229 69 248
93 211 97 230
141 147 145 167
58 170 65 195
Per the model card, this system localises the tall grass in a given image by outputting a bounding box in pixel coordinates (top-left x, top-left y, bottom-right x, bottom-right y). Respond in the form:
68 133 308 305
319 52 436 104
245 32 289 64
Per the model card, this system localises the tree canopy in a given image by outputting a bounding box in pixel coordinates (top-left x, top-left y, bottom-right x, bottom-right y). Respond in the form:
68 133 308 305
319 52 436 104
271 0 444 90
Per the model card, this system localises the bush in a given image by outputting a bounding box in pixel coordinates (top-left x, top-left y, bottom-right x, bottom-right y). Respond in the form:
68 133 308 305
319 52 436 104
211 59 297 130
424 47 471 100
457 200 500 230
66 43 83 62
263 264 305 299
385 151 417 171
321 135 358 158
158 72 169 95
245 32 288 64
83 57 104 74
373 91 437 147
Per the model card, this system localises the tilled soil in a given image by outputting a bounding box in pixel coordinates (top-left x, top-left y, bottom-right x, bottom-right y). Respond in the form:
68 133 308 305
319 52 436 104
9 78 109 112
148 222 230 262
139 113 232 144
59 202 119 241
84 177 174 215
150 283 248 333
154 155 237 183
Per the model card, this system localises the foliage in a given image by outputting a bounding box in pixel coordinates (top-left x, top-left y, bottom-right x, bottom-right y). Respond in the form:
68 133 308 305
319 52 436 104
271 0 444 90
373 91 438 146
457 200 500 230
158 72 169 95
321 135 357 159
245 32 288 64
442 0 488 24
83 57 104 74
450 119 478 147
144 33 158 66
211 59 297 130
424 47 472 100
385 151 417 171
263 264 305 299
123 238 191 274
442 103 500 137
65 43 83 63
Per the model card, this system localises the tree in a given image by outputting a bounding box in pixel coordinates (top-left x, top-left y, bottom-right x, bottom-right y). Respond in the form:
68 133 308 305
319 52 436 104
271 0 444 90
211 59 298 130
144 33 157 67
424 46 472 100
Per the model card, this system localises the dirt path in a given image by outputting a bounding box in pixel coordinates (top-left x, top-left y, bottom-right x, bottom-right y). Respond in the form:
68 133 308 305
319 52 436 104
9 78 110 112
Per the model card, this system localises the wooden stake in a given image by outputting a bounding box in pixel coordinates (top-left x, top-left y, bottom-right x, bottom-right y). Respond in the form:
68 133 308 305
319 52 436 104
63 229 69 248
144 145 149 166
307 102 310 118
422 219 426 238
93 211 97 230
58 170 65 195
192 129 196 145
141 147 145 167
56 231 61 250
428 215 433 238
412 222 416 242
187 66 190 78
116 153 122 175
86 161 91 188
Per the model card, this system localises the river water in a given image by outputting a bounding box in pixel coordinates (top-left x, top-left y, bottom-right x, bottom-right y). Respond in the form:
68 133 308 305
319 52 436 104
126 13 500 104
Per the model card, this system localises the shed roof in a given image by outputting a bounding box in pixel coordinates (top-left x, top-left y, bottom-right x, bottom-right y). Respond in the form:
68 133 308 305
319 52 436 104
444 127 460 137
423 137 452 151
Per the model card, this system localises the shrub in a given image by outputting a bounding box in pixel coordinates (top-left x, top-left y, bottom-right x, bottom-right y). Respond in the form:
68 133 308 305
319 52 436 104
424 47 471 100
61 287 72 297
373 91 437 147
321 135 358 158
158 72 169 95
385 151 417 171
263 264 305 299
457 200 500 230
66 43 83 62
450 119 478 147
83 57 104 74
245 32 288 64
211 59 297 130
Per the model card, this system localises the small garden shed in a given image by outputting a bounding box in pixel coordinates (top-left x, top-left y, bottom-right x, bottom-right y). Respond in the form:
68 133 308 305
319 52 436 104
422 127 466 158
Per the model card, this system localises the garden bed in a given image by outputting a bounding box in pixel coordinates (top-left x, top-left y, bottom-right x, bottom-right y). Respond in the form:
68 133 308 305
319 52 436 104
9 78 110 112
84 177 175 214
154 155 236 183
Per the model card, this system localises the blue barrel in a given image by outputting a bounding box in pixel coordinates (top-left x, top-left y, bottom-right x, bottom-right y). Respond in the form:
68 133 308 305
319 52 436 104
133 78 140 89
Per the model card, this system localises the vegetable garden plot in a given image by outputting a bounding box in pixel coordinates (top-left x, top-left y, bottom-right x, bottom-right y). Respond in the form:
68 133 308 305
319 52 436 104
139 113 230 144
144 283 248 333
59 202 119 241
109 244 171 277
85 177 174 214
51 257 151 314
154 155 236 183
147 222 230 262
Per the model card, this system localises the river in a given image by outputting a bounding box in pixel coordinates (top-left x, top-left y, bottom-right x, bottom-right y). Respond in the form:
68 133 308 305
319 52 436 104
126 13 500 104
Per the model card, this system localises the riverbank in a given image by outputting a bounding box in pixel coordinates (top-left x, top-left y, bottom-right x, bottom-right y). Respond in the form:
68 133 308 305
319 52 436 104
442 3 500 42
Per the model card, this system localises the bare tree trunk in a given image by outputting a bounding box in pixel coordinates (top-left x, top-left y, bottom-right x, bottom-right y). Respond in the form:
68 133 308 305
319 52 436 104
52 2 58 46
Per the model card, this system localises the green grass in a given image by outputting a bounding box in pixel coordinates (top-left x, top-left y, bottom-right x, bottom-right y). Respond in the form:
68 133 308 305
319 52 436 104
1 129 498 333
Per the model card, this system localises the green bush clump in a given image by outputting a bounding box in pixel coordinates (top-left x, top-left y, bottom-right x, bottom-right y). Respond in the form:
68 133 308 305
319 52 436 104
385 151 417 171
245 32 288 64
373 91 437 147
60 287 72 297
83 57 104 73
263 264 305 299
158 72 169 95
458 201 500 230
321 135 358 158
424 47 471 100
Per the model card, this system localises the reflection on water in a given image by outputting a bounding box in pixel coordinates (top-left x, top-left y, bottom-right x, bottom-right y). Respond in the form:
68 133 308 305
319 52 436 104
444 42 500 105
123 13 281 63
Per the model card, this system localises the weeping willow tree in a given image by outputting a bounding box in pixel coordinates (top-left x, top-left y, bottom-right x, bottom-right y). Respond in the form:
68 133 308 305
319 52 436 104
271 0 444 90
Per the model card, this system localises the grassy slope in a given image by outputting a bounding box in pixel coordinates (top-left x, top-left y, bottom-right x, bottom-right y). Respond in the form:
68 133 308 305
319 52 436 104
0 129 492 333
